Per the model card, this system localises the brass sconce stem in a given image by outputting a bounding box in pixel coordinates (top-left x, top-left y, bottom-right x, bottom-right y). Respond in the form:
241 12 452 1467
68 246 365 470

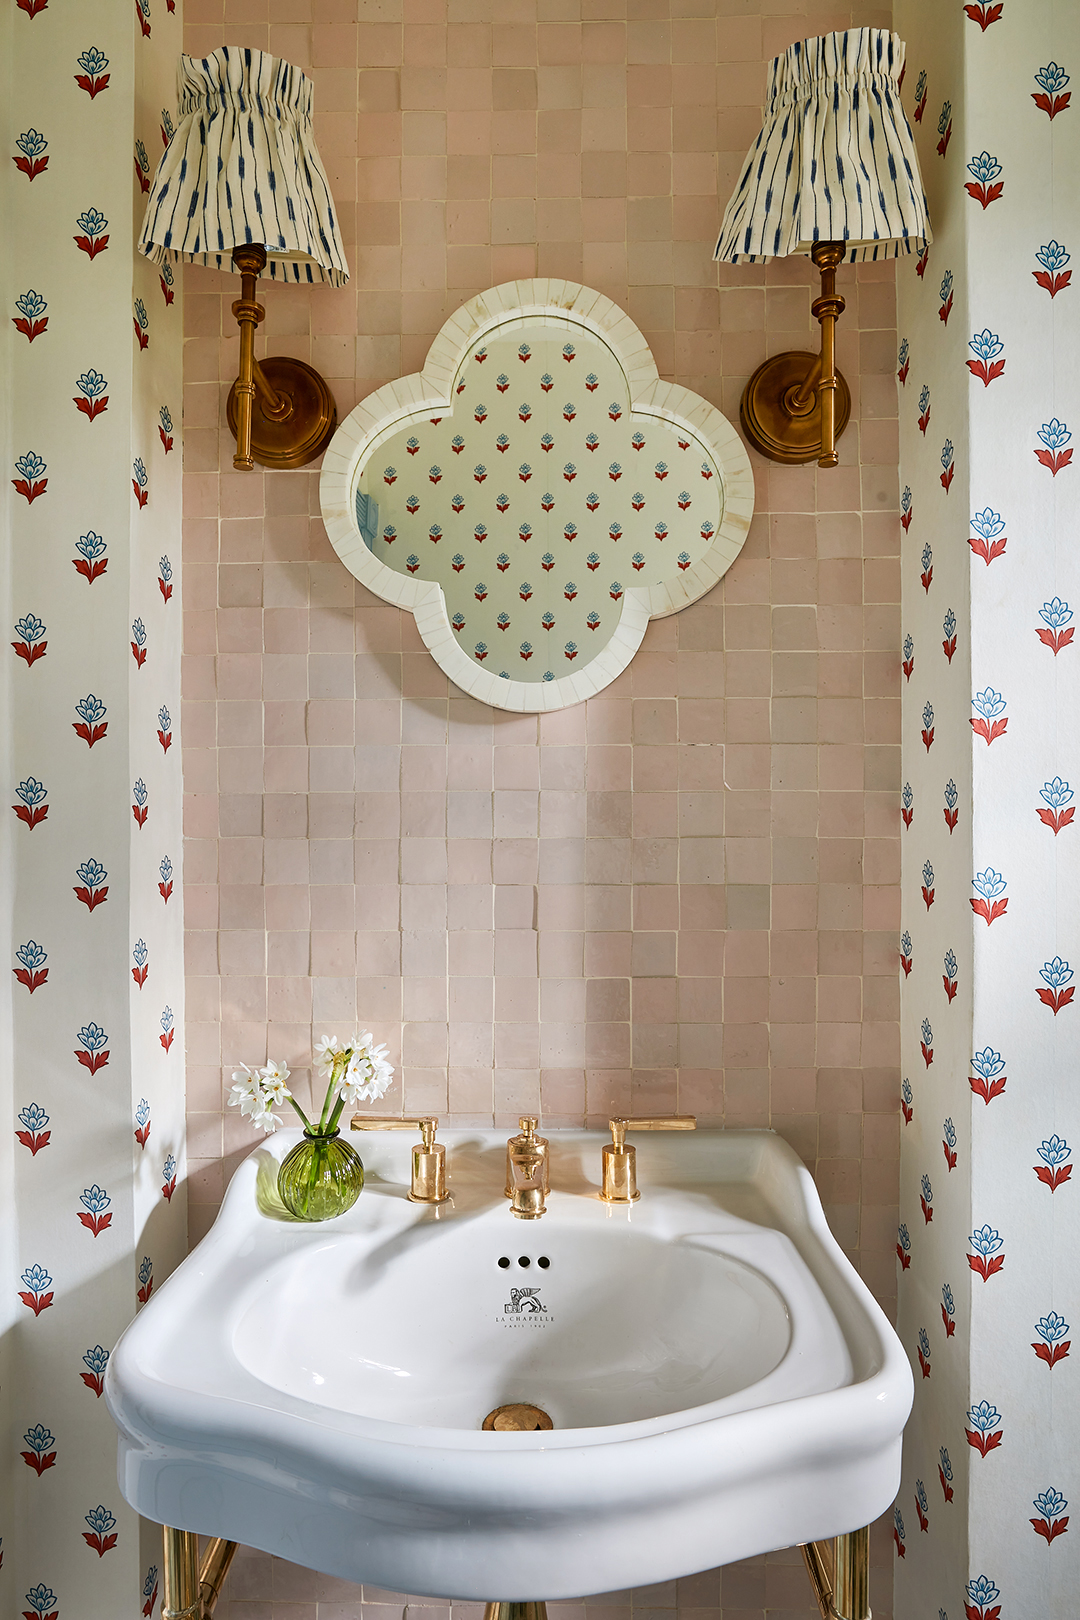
799 1526 870 1620
162 1527 238 1620
738 238 850 469
227 243 336 472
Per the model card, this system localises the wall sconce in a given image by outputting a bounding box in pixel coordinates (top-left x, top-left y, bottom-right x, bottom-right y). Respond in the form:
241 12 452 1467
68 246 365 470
139 48 349 471
715 29 931 469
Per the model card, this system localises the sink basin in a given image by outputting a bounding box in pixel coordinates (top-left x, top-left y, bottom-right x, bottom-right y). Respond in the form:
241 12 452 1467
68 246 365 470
106 1128 911 1599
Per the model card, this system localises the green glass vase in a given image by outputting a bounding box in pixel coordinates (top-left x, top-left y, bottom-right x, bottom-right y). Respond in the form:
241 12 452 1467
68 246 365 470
277 1130 364 1221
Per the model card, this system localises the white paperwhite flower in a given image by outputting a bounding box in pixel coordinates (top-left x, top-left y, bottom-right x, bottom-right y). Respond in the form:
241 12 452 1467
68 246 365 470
260 1058 291 1107
340 1033 394 1104
314 1034 343 1073
228 1065 278 1132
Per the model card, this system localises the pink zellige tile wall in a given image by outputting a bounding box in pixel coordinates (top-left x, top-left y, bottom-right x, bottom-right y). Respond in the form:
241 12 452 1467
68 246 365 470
182 0 899 1611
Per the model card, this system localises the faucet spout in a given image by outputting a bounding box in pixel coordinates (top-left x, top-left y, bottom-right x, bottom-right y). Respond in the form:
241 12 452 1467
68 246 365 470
506 1117 548 1219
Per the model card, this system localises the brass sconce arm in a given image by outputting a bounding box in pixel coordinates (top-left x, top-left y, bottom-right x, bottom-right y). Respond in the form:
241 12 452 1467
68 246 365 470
226 243 337 473
739 240 851 470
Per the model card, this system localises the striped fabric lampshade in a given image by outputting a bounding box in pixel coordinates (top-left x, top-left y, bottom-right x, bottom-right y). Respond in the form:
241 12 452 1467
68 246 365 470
139 47 349 285
715 29 931 265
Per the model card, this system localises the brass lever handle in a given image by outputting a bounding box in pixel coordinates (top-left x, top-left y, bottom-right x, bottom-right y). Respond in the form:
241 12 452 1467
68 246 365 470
350 1115 448 1203
601 1115 696 1203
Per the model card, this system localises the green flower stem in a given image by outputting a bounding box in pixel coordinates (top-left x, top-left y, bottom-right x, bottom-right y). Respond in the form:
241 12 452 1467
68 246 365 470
287 1096 313 1131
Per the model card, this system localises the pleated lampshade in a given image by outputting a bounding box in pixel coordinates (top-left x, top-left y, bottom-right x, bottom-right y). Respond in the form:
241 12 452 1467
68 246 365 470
138 46 349 286
715 28 931 265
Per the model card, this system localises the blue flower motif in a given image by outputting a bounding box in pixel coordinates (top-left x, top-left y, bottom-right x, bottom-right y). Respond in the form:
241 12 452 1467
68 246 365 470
903 634 913 661
19 1103 49 1131
921 1173 933 1203
24 1586 58 1615
941 440 954 471
942 1282 954 1317
21 1264 52 1292
893 1505 905 1538
902 783 913 810
1037 1135 1070 1166
921 542 933 572
133 779 147 807
76 858 107 887
84 1504 117 1534
83 1344 111 1380
1035 1311 1069 1344
134 459 149 489
138 1255 153 1287
921 1017 933 1045
943 609 956 639
132 617 146 647
897 1223 910 1252
967 151 1002 184
136 1096 150 1125
939 270 953 303
14 612 46 644
898 339 909 367
971 507 1004 539
1040 956 1073 989
78 46 109 73
76 207 108 238
79 1184 110 1213
161 1007 174 1034
901 485 912 514
937 101 951 135
915 71 926 102
135 137 150 174
1035 62 1069 94
972 868 1006 900
916 1479 928 1513
969 1225 1002 1256
15 452 47 481
1040 597 1073 630
967 1400 1000 1433
16 778 47 807
902 1078 913 1106
16 129 47 158
919 1327 930 1357
944 1115 956 1147
134 299 148 331
143 1566 159 1599
161 108 175 140
972 1047 1005 1079
76 369 108 400
919 385 930 414
965 1579 999 1609
971 688 1005 720
1038 418 1071 451
1040 777 1073 809
1036 240 1070 274
14 290 47 320
945 779 958 809
1034 1488 1068 1519
158 705 171 733
77 1024 108 1053
968 329 1003 362
163 1151 177 1179
16 941 47 973
75 693 106 725
160 855 172 883
922 859 934 888
923 701 934 729
75 532 106 561
23 1423 55 1455
939 1447 952 1480
160 405 173 434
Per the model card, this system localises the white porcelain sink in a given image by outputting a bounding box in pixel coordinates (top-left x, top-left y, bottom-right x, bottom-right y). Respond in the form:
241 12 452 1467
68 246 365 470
106 1128 911 1600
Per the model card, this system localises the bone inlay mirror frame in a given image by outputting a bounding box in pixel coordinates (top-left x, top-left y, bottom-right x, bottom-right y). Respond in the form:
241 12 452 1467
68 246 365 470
320 280 754 712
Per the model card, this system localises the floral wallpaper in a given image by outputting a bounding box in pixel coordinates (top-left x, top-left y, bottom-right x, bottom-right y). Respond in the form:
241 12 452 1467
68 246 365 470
895 0 1080 1614
2 0 185 1614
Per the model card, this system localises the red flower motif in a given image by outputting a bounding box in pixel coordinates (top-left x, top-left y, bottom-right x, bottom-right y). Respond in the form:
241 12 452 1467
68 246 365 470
1037 625 1074 654
967 356 1005 387
941 1306 955 1337
16 1128 50 1154
964 1 1002 27
945 807 958 833
75 233 110 259
13 475 47 503
13 965 48 994
1031 1515 1069 1544
969 533 1007 565
21 1448 56 1475
970 1072 1006 1105
916 246 930 277
1033 1339 1070 1368
76 72 111 97
133 962 148 987
943 977 958 1007
943 1136 958 1167
1035 1162 1072 1191
78 1209 112 1236
134 480 149 507
1032 90 1071 119
968 1252 1005 1280
970 895 1008 925
132 640 147 668
1036 445 1073 476
132 803 148 829
74 883 109 911
1033 267 1071 298
12 314 48 341
74 555 108 584
1037 984 1075 1014
18 1287 53 1314
966 1427 1003 1456
13 153 49 181
11 638 47 668
936 121 952 158
965 180 1003 209
73 719 108 746
1037 805 1074 834
75 1047 110 1075
970 715 1007 745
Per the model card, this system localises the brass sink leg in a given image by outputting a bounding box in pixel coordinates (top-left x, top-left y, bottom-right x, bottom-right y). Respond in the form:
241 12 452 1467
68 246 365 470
800 1526 870 1620
484 1604 547 1620
162 1527 239 1620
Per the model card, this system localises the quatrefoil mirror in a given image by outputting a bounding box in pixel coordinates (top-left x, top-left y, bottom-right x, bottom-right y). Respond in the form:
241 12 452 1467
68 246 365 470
320 281 754 711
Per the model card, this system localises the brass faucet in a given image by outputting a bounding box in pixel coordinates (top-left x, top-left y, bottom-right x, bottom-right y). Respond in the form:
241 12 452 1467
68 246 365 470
600 1116 696 1202
350 1115 449 1203
505 1116 549 1219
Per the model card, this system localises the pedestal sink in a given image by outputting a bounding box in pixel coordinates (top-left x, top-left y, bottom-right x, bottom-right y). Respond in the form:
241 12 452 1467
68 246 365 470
105 1128 911 1601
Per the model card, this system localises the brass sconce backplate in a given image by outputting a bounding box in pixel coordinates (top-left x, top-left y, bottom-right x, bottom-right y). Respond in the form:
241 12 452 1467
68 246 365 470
226 356 337 471
740 350 851 466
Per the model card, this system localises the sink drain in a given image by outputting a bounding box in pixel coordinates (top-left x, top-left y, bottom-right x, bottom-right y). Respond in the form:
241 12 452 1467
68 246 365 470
482 1403 554 1432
